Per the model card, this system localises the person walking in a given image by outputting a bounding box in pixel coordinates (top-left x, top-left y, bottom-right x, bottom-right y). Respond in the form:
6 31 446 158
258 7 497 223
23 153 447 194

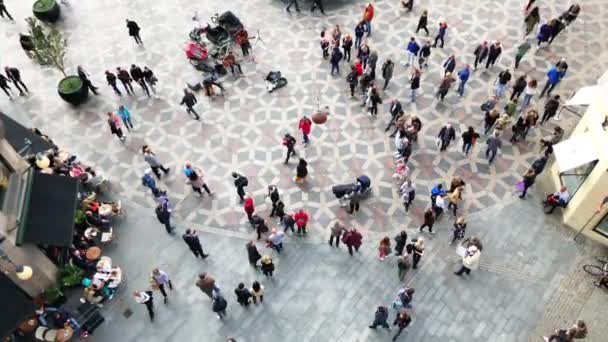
473 41 489 70
437 124 456 151
362 3 374 36
496 68 512 97
540 95 560 124
418 41 431 68
142 66 157 94
548 17 566 45
310 0 325 14
510 116 527 143
456 65 470 97
367 86 382 116
392 310 412 341
267 228 285 254
285 0 300 12
116 67 134 95
524 6 541 38
385 99 403 132
381 58 394 90
107 112 125 141
0 0 14 21
298 116 312 145
142 145 170 179
130 64 150 97
521 79 537 108
368 306 390 330
133 290 155 321
243 195 255 223
180 88 200 120
410 238 424 269
151 268 173 304
141 169 157 193
521 109 539 139
560 3 581 27
155 204 175 234
537 20 554 47
514 41 532 70
212 293 228 320
265 185 281 217
348 190 362 214
442 55 456 76
294 158 308 183
433 191 446 218
4 66 28 96
117 105 134 131
447 186 463 216
531 155 548 175
0 73 13 100
104 70 122 96
518 168 537 199
436 73 456 101
485 131 502 164
251 281 264 304
378 236 391 260
343 228 363 256
354 21 365 49
539 65 562 98
504 98 518 117
432 21 448 48
126 19 143 44
246 240 262 267
416 10 429 35
394 231 408 256
183 162 213 196
260 255 275 277
232 172 248 202
329 220 346 247
483 109 500 135
451 216 467 245
330 46 343 76
454 245 481 276
347 65 359 97
294 208 309 235
485 41 502 69
341 34 353 62
461 126 479 155
182 229 209 258
511 75 527 101
196 273 219 299
234 283 252 307
77 66 99 95
408 68 421 103
419 208 435 234
400 180 416 212
282 133 297 164
405 37 420 67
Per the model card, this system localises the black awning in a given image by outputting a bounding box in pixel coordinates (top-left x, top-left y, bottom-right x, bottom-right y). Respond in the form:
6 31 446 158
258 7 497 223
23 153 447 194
0 112 54 155
0 272 36 338
17 172 79 247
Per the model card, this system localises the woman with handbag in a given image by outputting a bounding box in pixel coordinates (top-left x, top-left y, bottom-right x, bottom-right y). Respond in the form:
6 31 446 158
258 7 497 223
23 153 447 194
451 216 467 245
518 168 537 199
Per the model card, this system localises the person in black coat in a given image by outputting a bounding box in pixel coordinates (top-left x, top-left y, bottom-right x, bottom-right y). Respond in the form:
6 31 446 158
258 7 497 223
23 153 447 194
347 65 359 97
511 75 527 101
540 95 560 125
267 185 281 217
394 231 408 255
246 240 262 266
234 283 252 307
180 89 199 120
443 55 456 76
437 124 456 151
77 66 99 95
232 172 248 202
126 19 143 44
330 47 343 75
0 74 12 100
473 41 489 69
155 204 174 234
531 156 548 175
182 229 208 258
283 133 297 164
416 10 428 35
368 306 390 329
212 293 228 319
130 64 150 96
0 0 14 21
486 41 502 69
461 126 479 155
116 67 134 95
4 66 28 96
385 99 404 132
393 310 412 340
105 70 121 96
295 158 308 182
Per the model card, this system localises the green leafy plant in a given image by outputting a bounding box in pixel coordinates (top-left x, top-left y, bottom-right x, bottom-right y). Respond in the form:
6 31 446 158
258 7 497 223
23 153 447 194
59 264 85 287
25 17 67 76
41 286 64 305
74 209 86 225
33 0 56 12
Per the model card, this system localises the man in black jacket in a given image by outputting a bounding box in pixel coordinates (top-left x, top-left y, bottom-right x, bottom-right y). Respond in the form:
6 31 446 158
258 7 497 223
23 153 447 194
105 70 121 96
126 19 143 44
130 64 150 97
155 204 174 234
282 133 297 164
0 74 13 100
385 99 403 132
368 306 390 329
116 67 134 95
4 66 28 96
182 229 208 258
180 89 199 120
232 172 248 202
0 0 14 21
437 123 456 151
347 66 359 97
485 41 502 69
540 95 560 125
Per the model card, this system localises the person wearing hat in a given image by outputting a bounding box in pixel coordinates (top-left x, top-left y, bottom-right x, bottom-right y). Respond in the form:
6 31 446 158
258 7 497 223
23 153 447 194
455 245 481 276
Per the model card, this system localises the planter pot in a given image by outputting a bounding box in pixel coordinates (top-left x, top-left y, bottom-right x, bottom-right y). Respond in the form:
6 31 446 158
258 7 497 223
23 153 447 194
33 0 61 23
58 76 89 105
312 110 329 124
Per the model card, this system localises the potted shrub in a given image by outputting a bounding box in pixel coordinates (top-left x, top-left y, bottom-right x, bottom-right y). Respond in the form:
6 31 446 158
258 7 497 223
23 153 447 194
26 17 88 105
33 0 61 23
59 264 85 288
41 287 66 306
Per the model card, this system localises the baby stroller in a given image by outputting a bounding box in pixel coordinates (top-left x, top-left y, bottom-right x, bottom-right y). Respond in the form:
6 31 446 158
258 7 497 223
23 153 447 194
332 175 372 206
214 11 244 35
185 42 216 73
266 71 288 93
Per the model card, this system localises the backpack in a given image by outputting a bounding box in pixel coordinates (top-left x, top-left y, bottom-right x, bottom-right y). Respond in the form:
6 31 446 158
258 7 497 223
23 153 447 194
480 100 494 112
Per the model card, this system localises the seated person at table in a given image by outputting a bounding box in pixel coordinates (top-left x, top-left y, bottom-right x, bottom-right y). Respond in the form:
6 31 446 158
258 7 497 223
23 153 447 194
105 268 123 298
70 250 97 274
85 211 110 228
83 278 104 304
544 186 569 213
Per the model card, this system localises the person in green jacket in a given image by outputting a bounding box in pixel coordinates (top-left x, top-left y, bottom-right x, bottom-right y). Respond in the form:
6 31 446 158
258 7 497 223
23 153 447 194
514 41 531 69
524 7 541 38
505 98 518 116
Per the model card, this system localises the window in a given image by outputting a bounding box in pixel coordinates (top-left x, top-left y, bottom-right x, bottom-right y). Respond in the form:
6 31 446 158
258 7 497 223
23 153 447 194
559 160 598 198
594 213 608 239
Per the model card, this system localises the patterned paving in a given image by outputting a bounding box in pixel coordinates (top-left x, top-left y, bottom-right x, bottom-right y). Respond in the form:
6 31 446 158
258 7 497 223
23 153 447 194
1 0 607 237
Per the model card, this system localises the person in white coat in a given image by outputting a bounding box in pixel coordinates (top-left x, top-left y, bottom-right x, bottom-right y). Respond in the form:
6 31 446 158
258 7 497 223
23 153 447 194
454 245 480 276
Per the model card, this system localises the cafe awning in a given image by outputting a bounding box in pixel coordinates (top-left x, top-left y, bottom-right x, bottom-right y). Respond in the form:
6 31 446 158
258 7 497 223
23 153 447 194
16 172 79 247
0 112 54 155
0 272 36 338
553 133 599 173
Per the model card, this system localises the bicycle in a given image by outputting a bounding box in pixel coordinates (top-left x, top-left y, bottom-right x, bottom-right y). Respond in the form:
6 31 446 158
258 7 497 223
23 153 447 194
582 256 608 278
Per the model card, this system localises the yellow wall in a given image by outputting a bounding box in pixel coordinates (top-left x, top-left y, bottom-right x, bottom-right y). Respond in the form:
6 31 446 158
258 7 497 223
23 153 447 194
553 95 608 245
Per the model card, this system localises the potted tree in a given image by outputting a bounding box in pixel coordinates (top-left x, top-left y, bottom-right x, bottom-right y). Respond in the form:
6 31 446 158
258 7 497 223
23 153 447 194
26 17 89 105
33 0 61 23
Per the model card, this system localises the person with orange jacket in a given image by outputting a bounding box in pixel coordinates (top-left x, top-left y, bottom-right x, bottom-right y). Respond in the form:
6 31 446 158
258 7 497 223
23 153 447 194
363 3 374 36
298 116 312 145
293 209 309 235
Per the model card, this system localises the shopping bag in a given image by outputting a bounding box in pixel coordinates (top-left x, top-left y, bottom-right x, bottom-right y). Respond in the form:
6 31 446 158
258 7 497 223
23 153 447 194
456 244 467 257
514 180 525 192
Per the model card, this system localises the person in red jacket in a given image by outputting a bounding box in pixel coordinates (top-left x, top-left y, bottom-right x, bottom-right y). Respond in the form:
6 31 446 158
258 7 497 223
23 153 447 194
293 209 309 235
298 116 312 145
363 3 374 36
343 228 363 256
354 59 363 76
244 195 255 223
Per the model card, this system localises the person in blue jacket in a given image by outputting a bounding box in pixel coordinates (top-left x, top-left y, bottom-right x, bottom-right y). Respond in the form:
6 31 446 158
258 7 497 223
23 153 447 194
117 105 134 131
539 65 562 98
142 169 157 193
354 21 365 49
405 37 420 67
457 65 470 97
